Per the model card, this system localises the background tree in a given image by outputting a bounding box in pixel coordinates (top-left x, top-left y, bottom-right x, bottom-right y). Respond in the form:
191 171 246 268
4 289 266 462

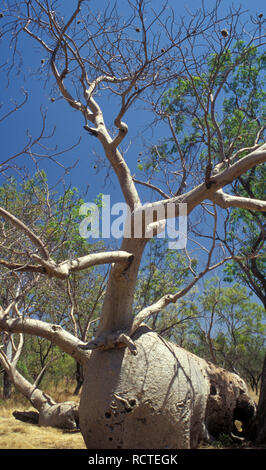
0 333 79 430
192 278 265 391
0 0 265 449
218 45 266 308
254 355 266 444
223 163 266 308
0 172 107 397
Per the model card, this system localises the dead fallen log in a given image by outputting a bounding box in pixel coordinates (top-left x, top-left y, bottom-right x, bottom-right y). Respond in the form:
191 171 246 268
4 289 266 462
12 402 79 430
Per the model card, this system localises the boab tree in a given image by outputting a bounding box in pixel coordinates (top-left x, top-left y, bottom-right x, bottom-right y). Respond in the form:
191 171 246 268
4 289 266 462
0 1 265 448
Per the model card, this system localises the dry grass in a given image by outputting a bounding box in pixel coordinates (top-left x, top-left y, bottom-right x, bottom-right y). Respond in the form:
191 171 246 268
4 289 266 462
0 382 85 449
0 384 261 450
0 414 85 449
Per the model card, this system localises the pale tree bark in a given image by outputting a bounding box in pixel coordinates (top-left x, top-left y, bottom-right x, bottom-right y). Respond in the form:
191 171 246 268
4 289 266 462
0 305 89 366
0 332 80 429
210 189 266 212
0 0 265 449
0 250 134 279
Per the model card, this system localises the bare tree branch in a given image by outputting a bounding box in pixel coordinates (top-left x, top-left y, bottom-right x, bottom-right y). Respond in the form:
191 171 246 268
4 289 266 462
0 250 134 279
144 143 266 222
0 305 89 366
0 206 49 260
210 189 266 211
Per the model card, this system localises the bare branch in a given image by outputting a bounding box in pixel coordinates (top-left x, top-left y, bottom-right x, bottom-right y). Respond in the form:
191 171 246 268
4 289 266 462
145 143 266 222
0 259 45 274
0 305 89 366
0 206 49 260
210 189 266 212
131 205 229 332
0 251 134 278
133 177 170 199
32 250 134 279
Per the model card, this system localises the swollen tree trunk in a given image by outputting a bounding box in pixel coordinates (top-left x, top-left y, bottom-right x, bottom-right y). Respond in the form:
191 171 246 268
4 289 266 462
80 326 210 449
79 325 256 449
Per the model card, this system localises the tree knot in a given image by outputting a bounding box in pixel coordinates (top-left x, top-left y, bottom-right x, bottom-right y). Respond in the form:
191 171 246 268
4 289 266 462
51 324 62 332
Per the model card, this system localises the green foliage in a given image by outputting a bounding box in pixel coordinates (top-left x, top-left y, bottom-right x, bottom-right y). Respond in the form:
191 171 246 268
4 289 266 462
0 171 107 391
140 272 265 388
137 42 265 190
135 238 197 309
221 45 265 151
223 163 266 306
189 277 265 387
17 339 76 388
214 433 235 448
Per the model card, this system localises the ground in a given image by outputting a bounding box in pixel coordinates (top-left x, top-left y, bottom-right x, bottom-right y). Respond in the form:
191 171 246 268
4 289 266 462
0 413 85 449
0 382 85 449
0 384 262 449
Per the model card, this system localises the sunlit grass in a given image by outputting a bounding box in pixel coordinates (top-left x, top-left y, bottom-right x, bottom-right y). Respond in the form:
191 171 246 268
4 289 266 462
0 380 85 449
0 414 85 449
0 383 261 449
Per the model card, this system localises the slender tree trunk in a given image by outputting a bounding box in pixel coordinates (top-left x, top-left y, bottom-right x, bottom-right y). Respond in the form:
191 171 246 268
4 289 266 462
255 355 266 444
247 355 266 444
3 371 12 399
74 361 84 395
97 238 148 335
3 336 12 399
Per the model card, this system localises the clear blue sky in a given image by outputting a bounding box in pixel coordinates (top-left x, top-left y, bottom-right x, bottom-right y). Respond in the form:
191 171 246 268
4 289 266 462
0 0 265 300
1 0 265 201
